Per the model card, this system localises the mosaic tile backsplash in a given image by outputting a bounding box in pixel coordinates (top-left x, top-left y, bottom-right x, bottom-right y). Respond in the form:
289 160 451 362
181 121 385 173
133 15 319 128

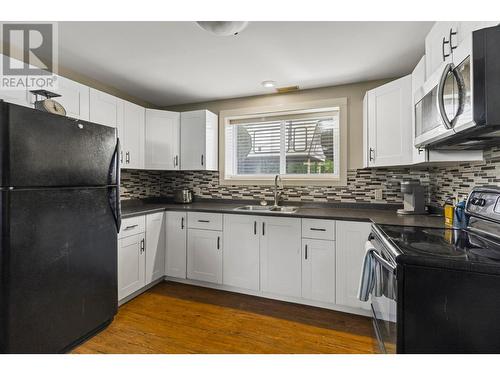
120 147 500 207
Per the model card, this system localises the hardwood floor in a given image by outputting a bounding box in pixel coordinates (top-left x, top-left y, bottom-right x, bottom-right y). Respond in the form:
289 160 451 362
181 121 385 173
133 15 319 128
72 281 378 354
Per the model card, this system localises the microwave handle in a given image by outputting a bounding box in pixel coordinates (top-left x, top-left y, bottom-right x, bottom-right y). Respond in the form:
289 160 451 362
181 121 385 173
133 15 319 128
437 62 465 130
437 63 455 129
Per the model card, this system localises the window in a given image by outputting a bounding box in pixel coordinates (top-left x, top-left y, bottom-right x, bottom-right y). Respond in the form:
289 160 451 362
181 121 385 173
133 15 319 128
220 99 347 186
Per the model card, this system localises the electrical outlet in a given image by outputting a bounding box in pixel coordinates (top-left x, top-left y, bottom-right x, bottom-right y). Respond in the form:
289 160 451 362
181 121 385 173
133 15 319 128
374 189 383 201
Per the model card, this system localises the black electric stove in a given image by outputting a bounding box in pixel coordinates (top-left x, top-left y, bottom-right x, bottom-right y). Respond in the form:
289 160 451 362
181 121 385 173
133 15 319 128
362 186 500 354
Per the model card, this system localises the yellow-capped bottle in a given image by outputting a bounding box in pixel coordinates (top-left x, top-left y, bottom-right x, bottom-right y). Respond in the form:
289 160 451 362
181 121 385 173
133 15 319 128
443 198 455 227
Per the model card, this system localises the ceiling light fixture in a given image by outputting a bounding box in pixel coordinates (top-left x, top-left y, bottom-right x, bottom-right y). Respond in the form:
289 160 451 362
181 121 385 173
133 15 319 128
261 80 276 88
196 21 249 36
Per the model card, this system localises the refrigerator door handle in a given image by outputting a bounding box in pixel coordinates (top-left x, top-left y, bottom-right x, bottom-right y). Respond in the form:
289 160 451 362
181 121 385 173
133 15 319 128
109 138 122 232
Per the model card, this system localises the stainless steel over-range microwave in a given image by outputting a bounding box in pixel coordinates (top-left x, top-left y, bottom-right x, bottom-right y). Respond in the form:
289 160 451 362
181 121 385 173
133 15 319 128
414 25 500 150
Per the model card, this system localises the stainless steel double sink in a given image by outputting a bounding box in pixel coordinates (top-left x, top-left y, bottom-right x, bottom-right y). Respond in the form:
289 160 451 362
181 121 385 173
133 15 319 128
233 205 298 214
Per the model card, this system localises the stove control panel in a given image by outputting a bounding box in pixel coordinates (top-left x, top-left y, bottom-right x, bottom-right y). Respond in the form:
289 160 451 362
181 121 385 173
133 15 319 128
466 187 500 222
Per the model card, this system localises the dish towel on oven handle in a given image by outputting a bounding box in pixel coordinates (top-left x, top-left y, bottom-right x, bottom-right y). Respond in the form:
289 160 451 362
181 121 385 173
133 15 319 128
358 240 383 302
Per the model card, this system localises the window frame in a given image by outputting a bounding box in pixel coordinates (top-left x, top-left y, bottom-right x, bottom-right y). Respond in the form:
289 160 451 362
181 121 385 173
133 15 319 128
219 98 348 187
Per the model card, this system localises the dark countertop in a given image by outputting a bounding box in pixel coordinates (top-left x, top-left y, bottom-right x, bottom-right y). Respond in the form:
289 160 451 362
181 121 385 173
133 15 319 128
121 199 446 228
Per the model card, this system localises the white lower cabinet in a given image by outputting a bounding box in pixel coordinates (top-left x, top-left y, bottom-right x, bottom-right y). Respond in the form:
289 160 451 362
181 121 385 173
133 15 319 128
121 211 371 316
223 214 260 291
301 238 335 304
145 212 166 283
118 213 167 301
165 211 187 279
118 232 145 300
335 220 371 310
187 229 223 284
260 217 302 298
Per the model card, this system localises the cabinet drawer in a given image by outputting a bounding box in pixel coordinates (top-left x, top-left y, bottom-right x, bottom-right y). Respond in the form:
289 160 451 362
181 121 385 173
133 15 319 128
187 212 223 231
302 219 335 240
119 215 146 238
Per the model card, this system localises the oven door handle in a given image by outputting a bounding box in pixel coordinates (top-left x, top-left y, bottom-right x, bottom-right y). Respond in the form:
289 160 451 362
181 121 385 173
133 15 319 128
369 249 396 274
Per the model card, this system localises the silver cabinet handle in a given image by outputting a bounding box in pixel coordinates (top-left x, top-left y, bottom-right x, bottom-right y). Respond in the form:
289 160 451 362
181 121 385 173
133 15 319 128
198 219 210 223
175 155 179 167
254 221 257 235
217 236 220 250
124 224 138 230
369 148 375 162
125 151 130 164
305 244 308 260
310 228 326 232
140 238 145 254
262 222 265 236
201 154 204 166
181 217 184 229
449 28 457 52
442 36 450 61
120 150 123 163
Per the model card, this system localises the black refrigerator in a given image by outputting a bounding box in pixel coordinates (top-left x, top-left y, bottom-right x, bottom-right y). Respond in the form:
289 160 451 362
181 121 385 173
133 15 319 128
0 101 121 353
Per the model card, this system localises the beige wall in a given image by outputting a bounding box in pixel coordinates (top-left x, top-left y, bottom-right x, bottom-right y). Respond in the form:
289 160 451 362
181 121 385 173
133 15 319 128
165 79 393 170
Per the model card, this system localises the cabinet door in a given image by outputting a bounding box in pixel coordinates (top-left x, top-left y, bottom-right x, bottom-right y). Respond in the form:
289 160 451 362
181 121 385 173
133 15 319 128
165 211 187 279
122 101 145 169
223 214 260 291
260 217 301 298
335 221 371 310
118 233 145 300
89 88 119 127
367 75 412 167
301 239 335 304
187 229 222 284
180 110 206 170
425 22 457 79
52 76 90 121
145 212 166 283
145 109 180 170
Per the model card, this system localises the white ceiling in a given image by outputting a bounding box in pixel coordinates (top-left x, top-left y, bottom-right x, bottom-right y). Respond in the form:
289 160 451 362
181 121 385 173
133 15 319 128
58 21 434 107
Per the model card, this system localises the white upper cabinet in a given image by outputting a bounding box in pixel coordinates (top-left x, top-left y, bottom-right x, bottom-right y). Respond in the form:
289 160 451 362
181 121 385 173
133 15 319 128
145 212 166 284
120 100 145 169
223 214 260 291
89 88 120 127
425 22 457 79
180 109 218 171
260 217 302 298
28 76 90 121
364 75 413 168
165 211 187 279
145 109 180 170
425 22 499 79
301 238 335 304
335 220 371 311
